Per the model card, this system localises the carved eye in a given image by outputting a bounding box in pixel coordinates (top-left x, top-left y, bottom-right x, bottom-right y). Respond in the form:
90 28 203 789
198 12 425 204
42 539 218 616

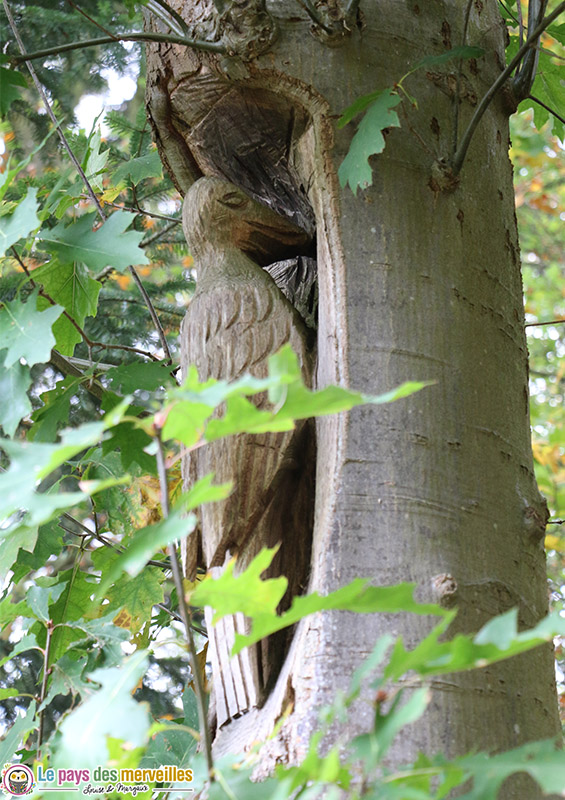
219 191 247 209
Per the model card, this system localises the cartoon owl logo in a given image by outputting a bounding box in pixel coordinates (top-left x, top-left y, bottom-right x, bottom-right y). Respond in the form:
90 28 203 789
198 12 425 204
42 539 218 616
1 764 34 796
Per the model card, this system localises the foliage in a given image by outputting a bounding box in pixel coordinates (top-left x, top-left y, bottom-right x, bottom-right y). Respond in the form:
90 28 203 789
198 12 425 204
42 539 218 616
0 1 564 798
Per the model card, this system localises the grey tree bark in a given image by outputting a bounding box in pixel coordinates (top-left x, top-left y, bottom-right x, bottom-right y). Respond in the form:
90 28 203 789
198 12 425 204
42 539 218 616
145 1 560 795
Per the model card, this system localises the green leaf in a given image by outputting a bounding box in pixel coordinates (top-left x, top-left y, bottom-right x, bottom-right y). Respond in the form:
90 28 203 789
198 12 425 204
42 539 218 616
105 568 165 633
0 360 32 437
411 45 485 71
338 89 385 128
0 595 33 630
99 512 197 592
29 376 79 442
338 89 402 193
351 689 430 769
84 128 110 192
385 608 565 682
0 187 40 256
190 548 444 654
26 581 67 622
175 473 233 510
457 740 565 799
0 289 63 368
0 64 27 116
188 345 430 442
40 652 93 710
547 22 565 46
105 361 174 394
0 701 36 764
34 260 101 355
53 651 150 771
112 151 163 186
0 633 41 670
141 722 197 769
0 524 38 582
38 211 149 272
0 402 130 530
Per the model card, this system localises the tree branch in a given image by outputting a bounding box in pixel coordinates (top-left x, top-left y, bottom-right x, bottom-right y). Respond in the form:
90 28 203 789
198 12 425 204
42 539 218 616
528 94 565 127
525 318 565 328
452 0 474 158
9 31 225 65
145 0 189 37
155 433 214 782
451 0 565 174
294 0 334 34
513 0 548 101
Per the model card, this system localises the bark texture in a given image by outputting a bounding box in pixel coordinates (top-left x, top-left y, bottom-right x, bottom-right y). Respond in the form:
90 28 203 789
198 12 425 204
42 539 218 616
146 1 560 794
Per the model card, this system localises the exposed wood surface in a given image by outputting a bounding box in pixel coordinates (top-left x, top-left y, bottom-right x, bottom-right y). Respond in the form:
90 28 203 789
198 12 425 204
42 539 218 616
180 177 315 729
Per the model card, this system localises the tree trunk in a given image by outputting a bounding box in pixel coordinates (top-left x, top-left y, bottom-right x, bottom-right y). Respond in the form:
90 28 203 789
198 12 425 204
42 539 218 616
145 0 559 794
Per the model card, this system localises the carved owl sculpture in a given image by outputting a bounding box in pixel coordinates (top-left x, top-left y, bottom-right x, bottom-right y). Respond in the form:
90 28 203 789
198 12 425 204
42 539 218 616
180 177 314 729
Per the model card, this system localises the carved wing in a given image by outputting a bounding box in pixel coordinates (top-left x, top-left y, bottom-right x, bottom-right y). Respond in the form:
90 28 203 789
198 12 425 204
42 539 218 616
183 280 309 564
180 275 311 727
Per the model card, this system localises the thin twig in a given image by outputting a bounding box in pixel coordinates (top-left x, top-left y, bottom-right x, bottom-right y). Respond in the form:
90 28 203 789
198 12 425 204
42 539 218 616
528 94 565 127
128 265 172 362
452 0 474 157
59 513 174 570
66 0 118 39
100 295 185 317
517 0 524 48
37 620 54 759
9 31 225 65
146 0 190 36
451 0 565 174
294 0 334 34
141 220 180 248
155 434 214 782
549 518 565 525
525 318 565 328
156 603 207 636
95 198 181 224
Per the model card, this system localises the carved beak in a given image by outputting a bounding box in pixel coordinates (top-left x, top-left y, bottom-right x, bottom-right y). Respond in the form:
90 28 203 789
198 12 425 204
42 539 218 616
235 201 313 266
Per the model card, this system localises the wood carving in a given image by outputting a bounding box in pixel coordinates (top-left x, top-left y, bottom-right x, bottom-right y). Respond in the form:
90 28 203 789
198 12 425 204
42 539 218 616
180 176 315 730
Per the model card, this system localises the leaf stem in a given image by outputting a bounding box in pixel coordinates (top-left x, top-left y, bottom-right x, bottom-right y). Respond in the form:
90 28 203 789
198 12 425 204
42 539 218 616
451 0 565 174
528 94 565 127
155 433 214 782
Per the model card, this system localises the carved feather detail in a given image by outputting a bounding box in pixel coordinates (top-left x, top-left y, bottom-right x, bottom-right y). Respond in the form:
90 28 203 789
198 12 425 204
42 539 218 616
180 177 313 729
